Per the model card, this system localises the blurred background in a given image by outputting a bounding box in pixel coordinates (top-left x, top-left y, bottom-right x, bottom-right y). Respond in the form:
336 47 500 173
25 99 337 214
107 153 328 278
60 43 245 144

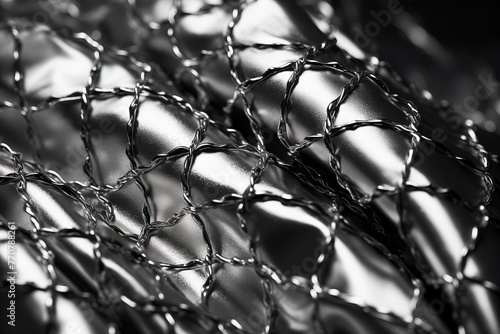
1 0 499 132
326 0 500 133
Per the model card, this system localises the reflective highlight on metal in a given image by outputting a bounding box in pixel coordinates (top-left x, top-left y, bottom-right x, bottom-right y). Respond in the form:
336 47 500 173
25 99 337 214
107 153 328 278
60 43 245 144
0 1 499 334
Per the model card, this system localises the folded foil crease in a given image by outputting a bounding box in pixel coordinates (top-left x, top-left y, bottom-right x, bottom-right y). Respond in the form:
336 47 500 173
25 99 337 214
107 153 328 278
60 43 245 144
0 23 458 333
14 0 497 333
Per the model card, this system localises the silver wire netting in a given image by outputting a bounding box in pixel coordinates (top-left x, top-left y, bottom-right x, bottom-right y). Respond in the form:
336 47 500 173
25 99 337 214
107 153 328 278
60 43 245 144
0 1 499 334
121 2 498 332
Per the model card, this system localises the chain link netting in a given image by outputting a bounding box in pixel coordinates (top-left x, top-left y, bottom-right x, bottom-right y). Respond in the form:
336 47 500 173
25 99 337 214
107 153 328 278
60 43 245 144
0 1 499 333
125 0 499 332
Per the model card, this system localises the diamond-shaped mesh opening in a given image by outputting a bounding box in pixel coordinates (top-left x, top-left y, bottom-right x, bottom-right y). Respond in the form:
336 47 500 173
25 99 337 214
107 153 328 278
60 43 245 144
0 1 499 334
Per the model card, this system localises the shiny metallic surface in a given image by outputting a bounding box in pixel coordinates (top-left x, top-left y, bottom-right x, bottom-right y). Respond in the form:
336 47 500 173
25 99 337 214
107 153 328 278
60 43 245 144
0 0 499 333
0 23 452 334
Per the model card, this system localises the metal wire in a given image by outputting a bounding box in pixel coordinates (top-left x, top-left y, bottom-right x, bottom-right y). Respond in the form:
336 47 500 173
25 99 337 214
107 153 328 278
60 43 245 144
0 1 498 333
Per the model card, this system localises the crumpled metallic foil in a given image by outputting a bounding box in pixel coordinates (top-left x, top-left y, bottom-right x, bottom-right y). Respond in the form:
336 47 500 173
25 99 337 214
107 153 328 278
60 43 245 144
0 22 449 334
1 1 499 334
